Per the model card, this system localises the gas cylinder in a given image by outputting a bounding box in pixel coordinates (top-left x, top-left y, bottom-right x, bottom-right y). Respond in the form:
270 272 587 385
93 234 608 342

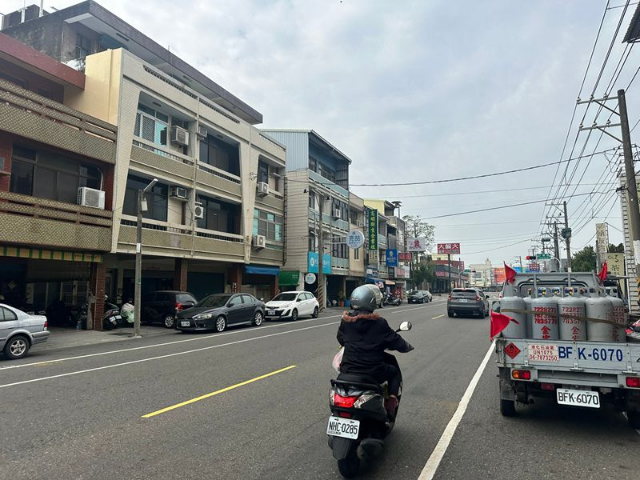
523 289 533 338
585 289 615 342
500 296 526 338
531 288 559 340
557 288 586 341
608 294 627 343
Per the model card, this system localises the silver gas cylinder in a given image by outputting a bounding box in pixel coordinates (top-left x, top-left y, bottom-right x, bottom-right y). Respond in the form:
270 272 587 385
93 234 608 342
585 289 615 342
531 288 559 340
523 289 533 338
557 288 586 341
608 294 627 343
499 296 526 339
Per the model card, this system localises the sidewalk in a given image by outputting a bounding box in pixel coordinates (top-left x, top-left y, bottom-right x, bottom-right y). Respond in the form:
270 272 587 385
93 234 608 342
41 325 179 352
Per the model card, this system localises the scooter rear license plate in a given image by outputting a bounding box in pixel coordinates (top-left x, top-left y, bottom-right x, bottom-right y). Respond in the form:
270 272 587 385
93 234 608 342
327 416 360 439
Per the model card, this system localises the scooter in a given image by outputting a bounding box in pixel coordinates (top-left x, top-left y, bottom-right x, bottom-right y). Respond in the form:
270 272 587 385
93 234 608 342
327 321 412 478
384 293 402 306
102 297 124 330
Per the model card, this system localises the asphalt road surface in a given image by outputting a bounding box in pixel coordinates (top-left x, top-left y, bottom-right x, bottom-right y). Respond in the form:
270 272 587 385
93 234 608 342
1 297 638 479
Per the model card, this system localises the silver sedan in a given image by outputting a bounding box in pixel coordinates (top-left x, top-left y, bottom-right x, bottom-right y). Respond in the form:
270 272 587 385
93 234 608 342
0 304 50 359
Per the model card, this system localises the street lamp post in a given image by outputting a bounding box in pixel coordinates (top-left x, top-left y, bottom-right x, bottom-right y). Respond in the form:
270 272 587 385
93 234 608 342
134 178 158 337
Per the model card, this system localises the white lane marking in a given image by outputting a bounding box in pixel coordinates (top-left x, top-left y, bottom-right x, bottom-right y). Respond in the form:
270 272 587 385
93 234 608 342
432 314 444 319
418 341 495 480
0 303 436 371
0 303 436 386
0 322 339 389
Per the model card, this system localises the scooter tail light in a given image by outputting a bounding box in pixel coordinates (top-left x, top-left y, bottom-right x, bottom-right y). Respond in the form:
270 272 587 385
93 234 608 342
353 394 377 409
333 393 358 408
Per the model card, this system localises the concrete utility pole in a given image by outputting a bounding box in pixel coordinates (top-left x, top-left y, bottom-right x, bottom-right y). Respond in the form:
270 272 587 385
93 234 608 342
448 253 452 293
619 89 640 300
134 178 157 338
317 192 326 311
563 201 572 272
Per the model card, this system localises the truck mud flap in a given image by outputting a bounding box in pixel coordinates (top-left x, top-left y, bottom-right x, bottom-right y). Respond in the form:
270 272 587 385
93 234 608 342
499 367 516 401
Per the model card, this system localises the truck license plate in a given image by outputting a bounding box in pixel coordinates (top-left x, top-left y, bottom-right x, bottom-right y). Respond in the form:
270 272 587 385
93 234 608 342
556 388 600 408
326 416 360 439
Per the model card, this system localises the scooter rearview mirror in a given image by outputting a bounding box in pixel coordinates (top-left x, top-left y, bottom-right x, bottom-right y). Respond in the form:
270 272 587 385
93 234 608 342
399 321 412 332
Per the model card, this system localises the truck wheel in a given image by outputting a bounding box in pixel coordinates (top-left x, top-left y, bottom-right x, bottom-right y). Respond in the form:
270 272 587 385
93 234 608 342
628 410 640 429
500 399 516 417
447 311 453 318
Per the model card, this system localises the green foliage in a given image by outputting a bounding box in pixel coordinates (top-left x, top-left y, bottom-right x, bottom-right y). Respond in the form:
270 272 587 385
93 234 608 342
411 256 436 287
402 215 435 250
607 243 624 253
572 246 597 272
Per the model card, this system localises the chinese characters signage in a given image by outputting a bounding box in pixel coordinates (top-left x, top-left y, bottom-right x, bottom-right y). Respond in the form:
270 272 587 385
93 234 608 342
368 209 378 251
407 237 427 252
437 243 461 255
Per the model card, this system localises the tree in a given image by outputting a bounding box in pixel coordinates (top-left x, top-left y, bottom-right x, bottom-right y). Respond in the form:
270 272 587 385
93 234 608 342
411 256 436 288
572 246 597 272
402 215 435 251
608 243 624 253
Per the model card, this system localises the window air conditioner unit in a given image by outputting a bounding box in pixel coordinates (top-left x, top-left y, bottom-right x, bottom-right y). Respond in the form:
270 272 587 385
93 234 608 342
77 187 105 210
252 234 266 249
332 208 341 219
256 182 269 197
170 186 189 201
171 126 189 146
197 124 208 139
194 203 204 220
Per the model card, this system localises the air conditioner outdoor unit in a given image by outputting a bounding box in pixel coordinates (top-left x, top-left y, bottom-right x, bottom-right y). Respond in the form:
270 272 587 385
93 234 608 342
197 124 208 138
332 208 341 219
194 203 204 220
256 182 269 197
171 126 189 146
77 187 105 210
170 186 189 201
252 234 266 249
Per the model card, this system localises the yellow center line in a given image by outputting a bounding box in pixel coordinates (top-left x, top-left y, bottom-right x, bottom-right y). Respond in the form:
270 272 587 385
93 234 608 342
432 314 445 319
142 365 296 418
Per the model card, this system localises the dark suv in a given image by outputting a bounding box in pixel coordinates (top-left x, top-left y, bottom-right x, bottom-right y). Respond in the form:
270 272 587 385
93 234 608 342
447 288 489 318
141 291 197 328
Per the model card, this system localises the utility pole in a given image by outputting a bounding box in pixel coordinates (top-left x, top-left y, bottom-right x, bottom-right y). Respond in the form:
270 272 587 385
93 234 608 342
563 201 572 272
447 253 452 293
317 192 325 311
134 178 158 338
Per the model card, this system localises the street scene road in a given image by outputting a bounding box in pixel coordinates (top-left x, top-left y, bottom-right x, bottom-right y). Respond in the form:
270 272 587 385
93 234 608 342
1 297 638 479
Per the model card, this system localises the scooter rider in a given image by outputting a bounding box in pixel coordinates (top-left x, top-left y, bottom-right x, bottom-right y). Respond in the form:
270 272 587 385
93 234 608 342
337 285 413 416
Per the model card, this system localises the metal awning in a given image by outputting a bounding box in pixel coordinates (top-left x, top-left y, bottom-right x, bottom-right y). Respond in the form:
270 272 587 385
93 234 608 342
245 265 280 276
385 280 396 286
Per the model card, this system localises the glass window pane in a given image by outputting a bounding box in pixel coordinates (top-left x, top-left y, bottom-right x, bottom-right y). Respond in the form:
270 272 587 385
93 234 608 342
141 116 155 142
138 104 154 116
10 160 34 195
267 213 275 222
33 167 56 200
156 112 169 123
57 172 78 203
199 140 208 163
155 123 167 146
253 209 259 218
275 224 282 241
134 113 141 137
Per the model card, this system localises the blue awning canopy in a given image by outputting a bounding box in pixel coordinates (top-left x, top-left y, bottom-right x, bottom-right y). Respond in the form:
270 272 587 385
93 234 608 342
245 265 280 276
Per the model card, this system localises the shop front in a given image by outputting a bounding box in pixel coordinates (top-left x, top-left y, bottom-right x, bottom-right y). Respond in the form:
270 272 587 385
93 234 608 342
243 264 279 302
278 270 300 293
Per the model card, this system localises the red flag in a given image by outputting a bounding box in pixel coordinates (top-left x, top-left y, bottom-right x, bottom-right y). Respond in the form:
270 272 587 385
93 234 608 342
598 261 608 284
504 262 517 283
490 311 520 340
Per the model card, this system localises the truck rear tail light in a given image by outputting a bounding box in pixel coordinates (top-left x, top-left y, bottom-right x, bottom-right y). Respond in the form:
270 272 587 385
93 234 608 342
512 370 531 380
626 377 640 388
541 383 555 391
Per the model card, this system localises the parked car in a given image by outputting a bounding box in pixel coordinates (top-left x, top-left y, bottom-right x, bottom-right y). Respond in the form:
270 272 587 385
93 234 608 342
407 290 429 304
447 288 490 318
0 304 50 360
141 291 197 328
175 293 265 332
265 291 319 321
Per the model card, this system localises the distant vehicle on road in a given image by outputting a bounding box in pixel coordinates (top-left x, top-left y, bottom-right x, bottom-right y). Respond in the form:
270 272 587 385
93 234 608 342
176 293 265 332
447 288 490 318
423 290 433 302
141 290 197 328
407 290 430 304
0 304 50 360
265 291 319 321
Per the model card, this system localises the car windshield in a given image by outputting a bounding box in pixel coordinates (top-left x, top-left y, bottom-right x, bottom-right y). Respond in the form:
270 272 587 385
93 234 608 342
198 294 231 308
272 293 298 302
408 290 420 295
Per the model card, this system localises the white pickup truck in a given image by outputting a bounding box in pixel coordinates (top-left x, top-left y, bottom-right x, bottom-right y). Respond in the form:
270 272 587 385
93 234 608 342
494 272 640 429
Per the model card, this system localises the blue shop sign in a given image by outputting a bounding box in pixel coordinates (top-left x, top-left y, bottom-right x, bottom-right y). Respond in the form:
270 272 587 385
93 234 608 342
308 252 331 274
385 249 398 267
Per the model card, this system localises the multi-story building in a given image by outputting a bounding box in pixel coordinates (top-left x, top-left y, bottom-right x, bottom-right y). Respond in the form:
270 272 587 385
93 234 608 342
0 32 117 327
261 129 351 306
347 194 366 297
2 1 286 314
468 259 493 288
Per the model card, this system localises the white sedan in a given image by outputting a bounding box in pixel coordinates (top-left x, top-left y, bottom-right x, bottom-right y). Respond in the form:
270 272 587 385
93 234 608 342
0 304 50 359
265 291 319 321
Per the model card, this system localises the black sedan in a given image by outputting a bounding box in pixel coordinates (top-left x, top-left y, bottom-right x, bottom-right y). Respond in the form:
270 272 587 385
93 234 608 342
175 293 265 332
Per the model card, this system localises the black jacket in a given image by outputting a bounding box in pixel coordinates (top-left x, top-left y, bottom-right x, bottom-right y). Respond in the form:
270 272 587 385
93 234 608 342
337 310 413 377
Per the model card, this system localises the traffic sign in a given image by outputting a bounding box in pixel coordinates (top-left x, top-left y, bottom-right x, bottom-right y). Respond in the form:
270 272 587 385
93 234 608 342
537 253 551 260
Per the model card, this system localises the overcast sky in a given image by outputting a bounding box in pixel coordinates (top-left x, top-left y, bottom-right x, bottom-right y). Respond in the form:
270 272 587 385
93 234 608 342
4 0 635 266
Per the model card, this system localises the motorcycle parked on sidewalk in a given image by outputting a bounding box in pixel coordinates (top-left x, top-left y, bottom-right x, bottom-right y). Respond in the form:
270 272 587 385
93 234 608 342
102 297 124 330
327 321 412 478
384 293 402 306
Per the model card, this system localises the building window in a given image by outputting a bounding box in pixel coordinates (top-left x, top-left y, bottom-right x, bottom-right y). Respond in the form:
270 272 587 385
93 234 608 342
308 190 316 210
308 231 316 251
134 104 168 147
198 196 240 234
0 72 27 89
354 247 360 260
199 134 240 176
257 160 269 184
332 199 348 220
253 209 283 241
123 174 168 221
332 236 348 259
309 156 317 172
318 162 335 183
76 34 91 60
9 146 101 204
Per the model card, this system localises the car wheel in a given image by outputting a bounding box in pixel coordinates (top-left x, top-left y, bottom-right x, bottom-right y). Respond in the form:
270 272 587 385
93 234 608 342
447 311 454 318
4 335 30 360
312 306 319 318
291 309 298 321
252 311 264 327
163 315 176 328
215 315 227 332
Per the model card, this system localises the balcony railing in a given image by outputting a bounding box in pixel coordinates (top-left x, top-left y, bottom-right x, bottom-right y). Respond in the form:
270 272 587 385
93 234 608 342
132 138 195 167
308 170 349 198
332 257 349 269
